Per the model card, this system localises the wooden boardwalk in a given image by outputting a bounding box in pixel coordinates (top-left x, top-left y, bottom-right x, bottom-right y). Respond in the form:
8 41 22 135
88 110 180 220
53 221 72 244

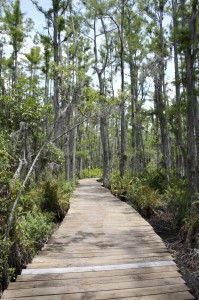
2 178 194 300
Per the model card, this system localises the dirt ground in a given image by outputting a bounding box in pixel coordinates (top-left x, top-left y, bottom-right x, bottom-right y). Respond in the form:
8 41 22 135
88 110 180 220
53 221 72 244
148 217 199 300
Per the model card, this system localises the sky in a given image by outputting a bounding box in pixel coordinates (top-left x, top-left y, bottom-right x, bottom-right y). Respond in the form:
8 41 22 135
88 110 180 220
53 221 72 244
21 0 51 30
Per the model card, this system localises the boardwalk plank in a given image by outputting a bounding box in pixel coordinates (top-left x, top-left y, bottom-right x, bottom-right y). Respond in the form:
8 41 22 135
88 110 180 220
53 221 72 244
29 255 174 267
8 271 183 290
16 265 178 281
2 285 192 299
2 277 186 297
1 292 194 300
2 179 194 300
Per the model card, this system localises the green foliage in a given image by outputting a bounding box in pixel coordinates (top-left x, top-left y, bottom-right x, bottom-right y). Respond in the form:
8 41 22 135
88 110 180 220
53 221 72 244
163 180 190 227
110 169 192 223
82 168 102 178
9 179 23 201
3 0 26 51
185 214 199 246
110 170 121 194
137 168 167 193
76 149 90 158
25 46 42 66
0 173 73 291
110 170 132 197
40 175 71 221
41 179 58 213
126 177 162 217
110 170 162 217
0 239 11 288
0 211 55 287
8 267 16 282
16 211 55 250
0 136 14 182
20 185 43 213
57 175 72 217
46 143 65 165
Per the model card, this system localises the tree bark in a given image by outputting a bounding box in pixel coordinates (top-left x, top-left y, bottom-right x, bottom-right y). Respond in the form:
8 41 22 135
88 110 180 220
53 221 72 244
119 0 126 178
180 0 198 207
171 0 186 177
53 4 60 143
93 17 110 188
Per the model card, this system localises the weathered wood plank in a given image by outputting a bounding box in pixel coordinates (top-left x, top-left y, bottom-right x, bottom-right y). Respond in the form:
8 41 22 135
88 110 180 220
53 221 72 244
16 265 178 282
2 284 191 299
2 277 186 297
1 291 195 300
2 178 194 300
43 241 165 250
8 271 183 290
36 250 169 259
2 291 194 300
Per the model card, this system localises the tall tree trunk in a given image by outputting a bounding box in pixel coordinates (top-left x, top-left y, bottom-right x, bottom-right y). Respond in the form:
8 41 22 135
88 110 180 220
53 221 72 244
98 72 110 188
180 0 198 208
119 0 126 178
129 57 144 174
100 114 110 187
154 74 170 184
172 0 186 177
93 17 110 188
129 58 136 175
154 3 170 187
0 42 5 96
69 126 77 185
53 6 60 144
13 49 18 88
64 133 70 182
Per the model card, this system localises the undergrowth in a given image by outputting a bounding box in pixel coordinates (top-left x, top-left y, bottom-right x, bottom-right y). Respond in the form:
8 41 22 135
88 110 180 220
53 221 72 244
109 168 199 246
110 168 199 299
82 168 102 178
110 170 162 217
0 174 73 294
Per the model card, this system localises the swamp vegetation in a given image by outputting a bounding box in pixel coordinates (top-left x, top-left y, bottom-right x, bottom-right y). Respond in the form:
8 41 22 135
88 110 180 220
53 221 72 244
0 0 199 297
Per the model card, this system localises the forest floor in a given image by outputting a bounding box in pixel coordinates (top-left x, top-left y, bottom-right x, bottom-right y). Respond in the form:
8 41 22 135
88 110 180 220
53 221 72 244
147 216 199 300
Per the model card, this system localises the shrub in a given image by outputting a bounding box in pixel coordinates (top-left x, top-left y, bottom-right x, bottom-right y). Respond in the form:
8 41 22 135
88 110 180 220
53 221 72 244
3 211 56 285
57 175 72 218
110 170 122 195
20 185 43 213
110 170 133 200
138 168 167 193
163 180 190 227
82 168 102 178
46 143 65 165
181 212 199 247
0 239 11 291
41 179 59 215
126 177 162 217
16 212 55 249
40 176 71 221
110 171 162 217
0 144 14 183
0 173 73 292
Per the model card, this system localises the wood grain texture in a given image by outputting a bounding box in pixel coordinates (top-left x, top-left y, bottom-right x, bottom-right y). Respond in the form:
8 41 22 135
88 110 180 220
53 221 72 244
2 178 194 299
